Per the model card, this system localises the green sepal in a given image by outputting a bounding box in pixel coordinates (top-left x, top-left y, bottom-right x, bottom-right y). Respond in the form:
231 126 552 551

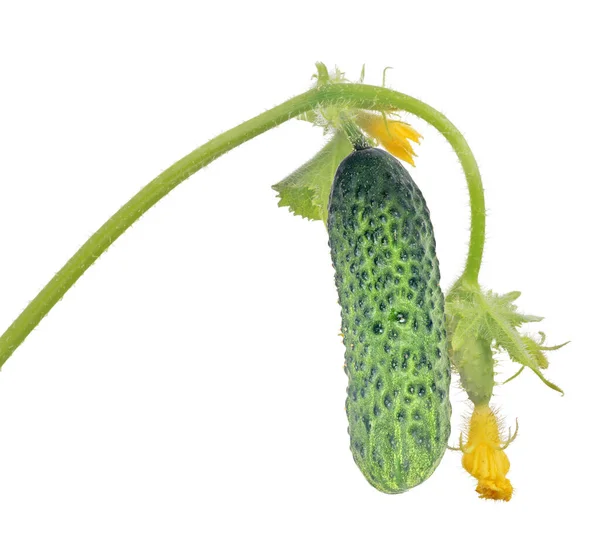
446 278 567 396
272 131 353 223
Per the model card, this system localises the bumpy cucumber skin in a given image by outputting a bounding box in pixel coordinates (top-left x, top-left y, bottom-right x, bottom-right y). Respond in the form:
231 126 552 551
327 148 451 493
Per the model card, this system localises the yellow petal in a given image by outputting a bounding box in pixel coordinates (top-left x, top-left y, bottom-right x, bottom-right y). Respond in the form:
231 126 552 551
379 136 416 166
355 111 421 166
459 404 514 501
391 120 422 144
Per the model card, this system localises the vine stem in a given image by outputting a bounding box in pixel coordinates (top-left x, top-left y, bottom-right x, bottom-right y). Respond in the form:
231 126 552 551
0 83 485 369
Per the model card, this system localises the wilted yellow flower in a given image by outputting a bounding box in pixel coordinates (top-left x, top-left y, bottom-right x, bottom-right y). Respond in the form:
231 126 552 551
458 404 516 501
355 111 422 166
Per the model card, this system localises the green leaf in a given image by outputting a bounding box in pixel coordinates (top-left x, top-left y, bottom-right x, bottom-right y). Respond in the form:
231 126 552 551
451 309 484 352
272 132 353 222
446 279 567 395
314 61 331 86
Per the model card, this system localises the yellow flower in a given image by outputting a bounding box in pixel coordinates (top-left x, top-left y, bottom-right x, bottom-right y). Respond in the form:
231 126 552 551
355 111 422 166
457 404 517 501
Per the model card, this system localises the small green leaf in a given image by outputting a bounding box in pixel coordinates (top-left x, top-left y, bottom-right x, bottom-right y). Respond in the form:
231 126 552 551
314 61 330 86
272 132 353 222
451 310 483 352
272 182 320 220
529 365 565 395
540 340 571 352
502 365 526 385
446 278 567 395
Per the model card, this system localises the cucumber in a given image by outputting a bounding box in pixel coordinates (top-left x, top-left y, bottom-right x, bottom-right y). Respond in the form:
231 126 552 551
327 147 451 493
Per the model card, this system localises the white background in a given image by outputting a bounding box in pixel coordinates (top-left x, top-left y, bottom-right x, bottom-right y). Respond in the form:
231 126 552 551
0 1 598 551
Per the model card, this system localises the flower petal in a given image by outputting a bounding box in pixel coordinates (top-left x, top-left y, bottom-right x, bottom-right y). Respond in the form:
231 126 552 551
355 111 421 166
459 404 514 501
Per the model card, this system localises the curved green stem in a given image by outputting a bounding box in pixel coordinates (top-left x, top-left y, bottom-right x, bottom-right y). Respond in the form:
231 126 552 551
0 83 485 369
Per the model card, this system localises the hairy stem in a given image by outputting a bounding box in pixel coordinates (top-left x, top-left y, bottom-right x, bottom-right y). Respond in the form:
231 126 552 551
0 83 485 369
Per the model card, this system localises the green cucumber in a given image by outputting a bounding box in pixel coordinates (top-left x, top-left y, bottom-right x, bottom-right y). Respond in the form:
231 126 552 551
327 147 451 493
